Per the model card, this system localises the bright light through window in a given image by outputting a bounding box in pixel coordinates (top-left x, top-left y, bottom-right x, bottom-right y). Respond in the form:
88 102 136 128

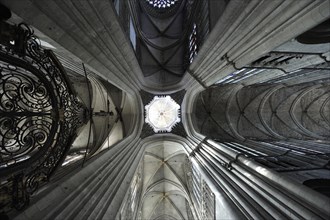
145 96 180 133
146 0 178 9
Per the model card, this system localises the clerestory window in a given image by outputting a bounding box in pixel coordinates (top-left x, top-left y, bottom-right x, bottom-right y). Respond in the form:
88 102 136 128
189 23 198 63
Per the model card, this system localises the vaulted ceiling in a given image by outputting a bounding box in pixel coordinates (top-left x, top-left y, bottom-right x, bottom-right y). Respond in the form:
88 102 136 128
140 141 193 220
128 0 200 87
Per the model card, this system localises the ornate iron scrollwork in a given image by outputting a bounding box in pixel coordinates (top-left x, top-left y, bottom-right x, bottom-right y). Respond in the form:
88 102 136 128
0 21 87 213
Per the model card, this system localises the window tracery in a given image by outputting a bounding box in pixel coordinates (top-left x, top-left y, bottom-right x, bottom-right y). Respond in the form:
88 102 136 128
145 0 178 9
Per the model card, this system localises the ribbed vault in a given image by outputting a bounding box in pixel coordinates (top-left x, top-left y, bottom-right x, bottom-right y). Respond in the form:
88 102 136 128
1 0 330 219
193 83 330 141
140 141 193 220
128 0 202 87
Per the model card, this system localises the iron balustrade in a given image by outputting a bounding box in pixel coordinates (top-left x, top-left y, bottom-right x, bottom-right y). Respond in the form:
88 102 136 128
0 21 87 212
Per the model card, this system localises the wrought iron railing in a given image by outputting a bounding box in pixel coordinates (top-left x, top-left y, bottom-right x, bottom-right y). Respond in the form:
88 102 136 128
0 21 87 213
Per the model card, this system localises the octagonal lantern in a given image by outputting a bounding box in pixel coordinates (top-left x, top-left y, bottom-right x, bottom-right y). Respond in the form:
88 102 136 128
145 96 180 133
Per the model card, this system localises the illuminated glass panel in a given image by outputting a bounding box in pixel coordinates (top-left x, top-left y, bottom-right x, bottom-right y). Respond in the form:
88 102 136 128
145 96 180 133
146 0 178 9
189 23 198 63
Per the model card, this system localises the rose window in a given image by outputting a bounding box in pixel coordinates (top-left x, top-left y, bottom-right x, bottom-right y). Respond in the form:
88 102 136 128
145 0 179 9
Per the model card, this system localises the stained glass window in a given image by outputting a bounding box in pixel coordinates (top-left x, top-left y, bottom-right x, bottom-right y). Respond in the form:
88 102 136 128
145 0 178 9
